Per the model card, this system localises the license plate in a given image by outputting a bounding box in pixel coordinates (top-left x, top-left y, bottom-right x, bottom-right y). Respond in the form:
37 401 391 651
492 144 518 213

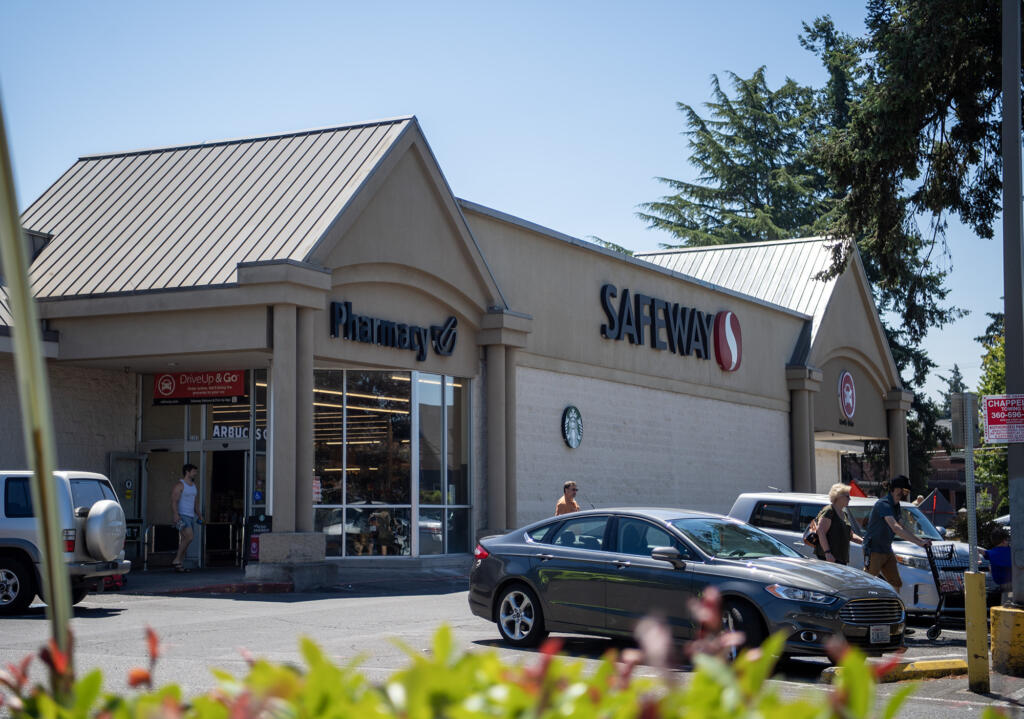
870 625 889 644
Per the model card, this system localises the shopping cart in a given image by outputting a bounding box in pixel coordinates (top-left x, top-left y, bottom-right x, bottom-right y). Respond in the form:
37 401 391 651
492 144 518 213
924 542 965 640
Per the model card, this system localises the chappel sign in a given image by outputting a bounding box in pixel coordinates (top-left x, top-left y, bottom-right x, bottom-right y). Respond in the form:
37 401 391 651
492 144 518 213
329 300 457 362
599 284 742 372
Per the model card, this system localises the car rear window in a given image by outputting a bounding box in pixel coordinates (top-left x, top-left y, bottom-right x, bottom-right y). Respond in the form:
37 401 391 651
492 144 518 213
751 502 795 530
798 503 825 526
70 479 117 508
549 516 608 550
527 525 553 542
4 478 33 518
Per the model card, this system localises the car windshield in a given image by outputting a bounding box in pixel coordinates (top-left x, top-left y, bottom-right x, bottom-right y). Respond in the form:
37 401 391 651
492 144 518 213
846 504 943 540
669 517 801 559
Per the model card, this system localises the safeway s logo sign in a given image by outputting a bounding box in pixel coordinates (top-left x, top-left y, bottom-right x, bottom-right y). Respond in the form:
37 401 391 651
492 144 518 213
839 370 856 419
713 311 742 372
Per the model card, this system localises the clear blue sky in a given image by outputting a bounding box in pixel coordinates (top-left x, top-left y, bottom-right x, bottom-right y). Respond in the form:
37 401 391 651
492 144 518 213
0 1 1005 402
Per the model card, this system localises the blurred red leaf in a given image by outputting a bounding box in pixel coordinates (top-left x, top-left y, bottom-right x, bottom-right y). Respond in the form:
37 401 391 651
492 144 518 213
539 638 563 656
146 627 160 664
127 667 152 689
871 655 902 680
40 639 69 677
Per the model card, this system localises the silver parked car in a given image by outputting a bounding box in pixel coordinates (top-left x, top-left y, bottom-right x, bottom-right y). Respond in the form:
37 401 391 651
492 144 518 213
0 470 131 613
728 492 997 614
469 508 905 658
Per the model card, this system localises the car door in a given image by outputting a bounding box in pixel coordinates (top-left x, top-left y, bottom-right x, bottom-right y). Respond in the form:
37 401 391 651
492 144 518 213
603 516 697 639
533 515 614 631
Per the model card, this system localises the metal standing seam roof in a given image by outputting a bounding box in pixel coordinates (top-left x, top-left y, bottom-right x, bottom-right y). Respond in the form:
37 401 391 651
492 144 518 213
0 285 11 326
18 117 413 299
636 237 841 341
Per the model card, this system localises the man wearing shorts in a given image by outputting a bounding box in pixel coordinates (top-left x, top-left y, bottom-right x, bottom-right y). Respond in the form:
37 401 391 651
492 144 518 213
170 463 203 572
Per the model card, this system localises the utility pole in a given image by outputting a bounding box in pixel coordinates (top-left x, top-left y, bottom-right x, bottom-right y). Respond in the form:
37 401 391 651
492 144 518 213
1004 0 1024 605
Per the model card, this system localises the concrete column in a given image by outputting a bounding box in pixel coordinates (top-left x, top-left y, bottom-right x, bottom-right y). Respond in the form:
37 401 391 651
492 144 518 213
294 307 314 532
271 304 297 533
787 366 822 493
505 346 518 528
885 389 913 479
486 344 506 532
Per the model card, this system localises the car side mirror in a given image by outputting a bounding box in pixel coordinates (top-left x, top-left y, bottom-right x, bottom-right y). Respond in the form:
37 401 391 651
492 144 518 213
651 546 686 569
936 526 947 538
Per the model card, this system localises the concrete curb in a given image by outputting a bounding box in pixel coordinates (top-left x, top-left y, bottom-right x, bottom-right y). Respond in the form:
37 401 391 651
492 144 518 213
154 582 293 595
822 658 968 683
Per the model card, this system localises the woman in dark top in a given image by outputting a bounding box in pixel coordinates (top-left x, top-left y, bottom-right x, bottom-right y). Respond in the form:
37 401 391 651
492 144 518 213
815 483 863 565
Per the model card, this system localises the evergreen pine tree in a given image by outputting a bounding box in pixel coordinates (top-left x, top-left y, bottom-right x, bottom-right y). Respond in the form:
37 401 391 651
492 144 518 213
636 67 829 247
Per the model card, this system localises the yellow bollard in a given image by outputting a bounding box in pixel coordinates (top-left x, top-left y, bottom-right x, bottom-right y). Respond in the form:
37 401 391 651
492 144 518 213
991 604 1024 676
964 571 990 693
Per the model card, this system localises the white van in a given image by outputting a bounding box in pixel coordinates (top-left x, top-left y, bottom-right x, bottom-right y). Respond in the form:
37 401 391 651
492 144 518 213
728 492 996 615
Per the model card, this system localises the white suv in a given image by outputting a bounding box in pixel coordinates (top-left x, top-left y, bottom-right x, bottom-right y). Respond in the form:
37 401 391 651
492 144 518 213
0 471 132 614
728 491 995 615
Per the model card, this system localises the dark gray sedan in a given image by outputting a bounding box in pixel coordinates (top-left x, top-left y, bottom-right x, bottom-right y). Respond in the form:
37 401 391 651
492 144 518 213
469 508 905 657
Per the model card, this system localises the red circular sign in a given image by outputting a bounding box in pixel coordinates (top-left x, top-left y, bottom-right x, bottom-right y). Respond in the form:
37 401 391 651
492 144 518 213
713 311 742 371
156 374 176 396
839 370 856 419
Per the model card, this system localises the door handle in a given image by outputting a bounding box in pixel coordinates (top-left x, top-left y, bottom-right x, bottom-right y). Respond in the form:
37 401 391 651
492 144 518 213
614 560 631 568
535 553 554 561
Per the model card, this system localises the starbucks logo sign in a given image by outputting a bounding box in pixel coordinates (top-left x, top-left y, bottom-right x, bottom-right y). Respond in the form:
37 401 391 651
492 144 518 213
561 406 583 449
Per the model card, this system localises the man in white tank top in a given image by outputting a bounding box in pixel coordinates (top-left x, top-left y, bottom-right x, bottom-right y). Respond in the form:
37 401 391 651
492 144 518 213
170 463 202 571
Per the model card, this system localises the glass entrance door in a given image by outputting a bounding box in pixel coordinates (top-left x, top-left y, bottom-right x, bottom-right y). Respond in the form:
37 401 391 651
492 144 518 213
203 450 246 566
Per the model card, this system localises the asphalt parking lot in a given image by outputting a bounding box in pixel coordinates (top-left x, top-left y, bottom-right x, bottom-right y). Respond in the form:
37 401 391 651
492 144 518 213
2 571 1023 719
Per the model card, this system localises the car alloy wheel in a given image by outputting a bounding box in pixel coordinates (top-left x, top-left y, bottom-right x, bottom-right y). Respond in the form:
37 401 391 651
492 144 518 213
0 559 34 615
722 598 766 660
497 584 547 647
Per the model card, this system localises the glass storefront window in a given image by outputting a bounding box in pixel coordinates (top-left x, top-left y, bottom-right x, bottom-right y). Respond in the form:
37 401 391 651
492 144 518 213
419 508 444 555
254 369 268 451
315 507 346 557
346 507 411 556
309 369 468 556
313 370 345 506
446 508 470 554
345 371 411 504
446 377 468 506
205 371 251 441
418 374 443 505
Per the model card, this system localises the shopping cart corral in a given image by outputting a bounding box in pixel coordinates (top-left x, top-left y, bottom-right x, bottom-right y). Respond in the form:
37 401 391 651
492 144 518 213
924 543 966 640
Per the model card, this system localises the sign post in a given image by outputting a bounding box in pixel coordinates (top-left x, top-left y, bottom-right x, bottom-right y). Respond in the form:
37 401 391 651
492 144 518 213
954 392 987 692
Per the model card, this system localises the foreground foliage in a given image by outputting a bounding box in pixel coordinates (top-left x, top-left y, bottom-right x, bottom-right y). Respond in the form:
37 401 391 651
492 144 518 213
0 621 1007 719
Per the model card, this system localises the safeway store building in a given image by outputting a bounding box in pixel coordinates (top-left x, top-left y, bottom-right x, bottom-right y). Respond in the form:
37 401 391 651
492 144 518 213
0 116 910 579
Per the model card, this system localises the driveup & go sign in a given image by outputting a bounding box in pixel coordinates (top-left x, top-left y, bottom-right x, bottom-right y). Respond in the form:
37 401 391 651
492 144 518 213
982 394 1024 443
154 370 246 405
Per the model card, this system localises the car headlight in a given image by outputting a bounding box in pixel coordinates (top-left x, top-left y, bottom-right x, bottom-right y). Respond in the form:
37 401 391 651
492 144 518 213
895 554 930 570
766 584 837 604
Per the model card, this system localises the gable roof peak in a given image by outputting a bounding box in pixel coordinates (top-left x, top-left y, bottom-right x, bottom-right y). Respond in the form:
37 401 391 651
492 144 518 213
78 115 417 162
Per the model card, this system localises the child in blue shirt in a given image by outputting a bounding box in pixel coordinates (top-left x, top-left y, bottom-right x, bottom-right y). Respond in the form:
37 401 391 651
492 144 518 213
983 526 1012 604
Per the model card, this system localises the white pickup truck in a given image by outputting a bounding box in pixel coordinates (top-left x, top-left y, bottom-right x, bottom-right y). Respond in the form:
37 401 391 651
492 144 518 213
728 491 996 616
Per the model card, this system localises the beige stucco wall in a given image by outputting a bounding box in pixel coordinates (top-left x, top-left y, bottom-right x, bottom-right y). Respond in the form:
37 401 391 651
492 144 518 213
515 366 791 523
464 209 805 411
810 269 897 440
0 355 136 472
814 447 842 492
313 145 494 379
